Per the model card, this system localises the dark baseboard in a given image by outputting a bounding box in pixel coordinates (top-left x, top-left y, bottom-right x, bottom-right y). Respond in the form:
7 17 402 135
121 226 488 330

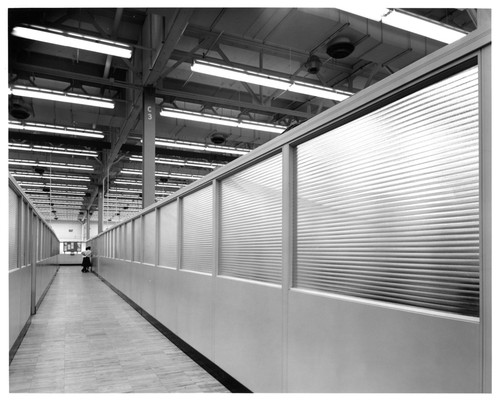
9 316 32 364
10 266 61 365
93 271 252 393
36 266 60 311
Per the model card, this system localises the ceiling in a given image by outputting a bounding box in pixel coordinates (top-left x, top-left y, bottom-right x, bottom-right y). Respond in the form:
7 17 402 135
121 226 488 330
7 7 477 226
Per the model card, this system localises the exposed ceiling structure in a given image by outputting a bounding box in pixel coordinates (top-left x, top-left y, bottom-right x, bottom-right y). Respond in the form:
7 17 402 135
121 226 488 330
8 7 477 226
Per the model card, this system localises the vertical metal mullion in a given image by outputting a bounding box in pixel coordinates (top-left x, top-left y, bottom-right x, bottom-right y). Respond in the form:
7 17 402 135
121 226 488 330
155 207 160 267
211 179 220 360
177 197 183 270
131 220 135 262
17 196 22 268
479 35 492 393
282 144 296 392
212 180 220 277
30 211 37 315
140 215 145 263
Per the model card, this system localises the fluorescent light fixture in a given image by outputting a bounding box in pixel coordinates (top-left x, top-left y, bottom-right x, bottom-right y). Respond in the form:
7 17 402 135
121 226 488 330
338 8 466 44
9 159 94 171
191 60 353 101
11 172 90 182
382 10 467 44
120 168 202 181
192 60 291 91
129 155 223 169
12 25 132 59
24 189 87 196
9 85 115 109
9 143 98 158
161 107 287 134
9 121 105 138
155 138 250 156
108 188 171 197
289 83 351 102
17 182 88 190
114 179 183 189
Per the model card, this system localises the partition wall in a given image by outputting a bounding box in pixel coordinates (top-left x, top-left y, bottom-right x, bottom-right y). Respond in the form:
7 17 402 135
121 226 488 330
89 23 491 392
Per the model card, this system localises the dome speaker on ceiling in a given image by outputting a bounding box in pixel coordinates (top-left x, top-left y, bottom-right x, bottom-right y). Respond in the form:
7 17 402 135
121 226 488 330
210 132 226 145
305 55 322 74
9 96 33 120
326 37 355 59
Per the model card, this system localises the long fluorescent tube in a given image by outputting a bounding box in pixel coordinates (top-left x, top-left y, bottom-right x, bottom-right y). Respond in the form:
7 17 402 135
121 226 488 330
382 10 467 44
9 143 98 157
154 138 250 156
338 8 466 44
191 60 291 91
161 107 287 134
12 25 132 59
289 83 351 102
9 121 105 138
129 155 223 169
120 168 202 180
191 60 353 101
11 172 90 182
9 85 115 109
9 160 94 171
17 182 88 190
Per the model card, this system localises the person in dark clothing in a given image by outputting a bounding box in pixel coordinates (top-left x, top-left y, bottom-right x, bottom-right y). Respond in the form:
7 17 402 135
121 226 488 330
81 246 92 273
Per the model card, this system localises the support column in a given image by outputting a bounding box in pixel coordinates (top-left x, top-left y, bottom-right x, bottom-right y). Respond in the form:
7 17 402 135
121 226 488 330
86 210 91 240
98 185 104 234
143 86 156 209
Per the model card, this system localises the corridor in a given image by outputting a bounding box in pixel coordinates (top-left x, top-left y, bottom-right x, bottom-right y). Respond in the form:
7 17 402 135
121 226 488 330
9 266 230 393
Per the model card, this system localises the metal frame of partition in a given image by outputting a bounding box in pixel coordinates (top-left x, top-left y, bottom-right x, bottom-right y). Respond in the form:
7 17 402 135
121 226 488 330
89 22 491 392
9 174 61 361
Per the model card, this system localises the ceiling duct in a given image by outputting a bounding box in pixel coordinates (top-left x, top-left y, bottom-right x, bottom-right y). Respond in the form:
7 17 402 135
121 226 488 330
305 55 322 74
326 37 355 59
9 96 33 120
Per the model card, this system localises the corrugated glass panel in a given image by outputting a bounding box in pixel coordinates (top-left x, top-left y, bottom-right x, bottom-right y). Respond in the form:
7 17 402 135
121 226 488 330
181 185 213 274
9 188 19 270
133 218 142 262
125 221 133 261
159 202 177 269
220 154 282 284
143 210 156 265
296 66 480 317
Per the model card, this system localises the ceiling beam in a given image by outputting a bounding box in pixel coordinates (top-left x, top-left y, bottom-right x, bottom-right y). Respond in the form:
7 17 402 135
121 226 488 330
184 25 353 74
12 60 315 119
84 10 194 213
157 87 313 119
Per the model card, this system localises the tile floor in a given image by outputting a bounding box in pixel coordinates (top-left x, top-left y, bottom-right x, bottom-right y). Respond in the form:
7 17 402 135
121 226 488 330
9 266 229 393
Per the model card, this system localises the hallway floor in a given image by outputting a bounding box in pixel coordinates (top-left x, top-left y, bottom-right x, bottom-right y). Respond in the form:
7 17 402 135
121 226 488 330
9 266 230 393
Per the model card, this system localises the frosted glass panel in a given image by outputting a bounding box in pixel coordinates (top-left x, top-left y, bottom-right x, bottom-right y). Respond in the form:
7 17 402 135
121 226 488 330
125 221 133 261
181 185 213 274
220 154 282 284
296 66 480 317
143 210 156 265
133 218 142 262
9 188 19 270
159 202 177 269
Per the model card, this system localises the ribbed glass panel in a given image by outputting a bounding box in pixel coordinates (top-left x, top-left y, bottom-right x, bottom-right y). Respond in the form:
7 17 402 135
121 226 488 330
296 66 480 317
133 218 142 262
125 221 133 261
9 188 19 270
220 154 282 284
143 211 156 264
159 202 177 269
181 185 213 274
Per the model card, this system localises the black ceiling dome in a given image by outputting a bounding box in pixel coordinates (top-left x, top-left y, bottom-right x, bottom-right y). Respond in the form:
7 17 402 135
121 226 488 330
326 37 355 59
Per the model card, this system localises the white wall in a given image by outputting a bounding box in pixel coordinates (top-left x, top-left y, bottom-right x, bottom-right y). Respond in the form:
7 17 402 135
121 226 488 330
49 220 83 242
